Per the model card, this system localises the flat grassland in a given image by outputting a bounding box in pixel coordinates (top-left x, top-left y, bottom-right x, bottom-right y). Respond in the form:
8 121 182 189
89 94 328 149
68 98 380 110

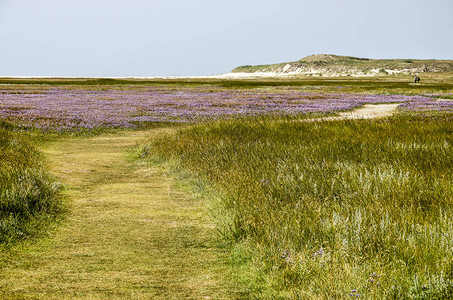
0 129 232 299
0 76 452 299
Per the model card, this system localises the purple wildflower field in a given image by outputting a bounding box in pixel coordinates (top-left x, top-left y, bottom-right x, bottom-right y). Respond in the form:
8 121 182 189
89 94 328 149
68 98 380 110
0 86 450 131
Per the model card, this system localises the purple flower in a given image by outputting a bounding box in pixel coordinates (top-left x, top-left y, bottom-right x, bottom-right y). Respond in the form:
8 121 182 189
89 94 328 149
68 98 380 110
0 86 443 132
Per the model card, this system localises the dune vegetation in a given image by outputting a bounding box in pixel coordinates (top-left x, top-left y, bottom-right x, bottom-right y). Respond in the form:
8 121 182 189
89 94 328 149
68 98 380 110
231 54 453 77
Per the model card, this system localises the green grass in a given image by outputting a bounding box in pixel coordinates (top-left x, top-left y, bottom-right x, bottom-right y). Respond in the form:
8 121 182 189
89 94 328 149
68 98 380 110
1 78 453 298
144 113 453 298
0 121 63 245
0 129 235 299
1 77 452 96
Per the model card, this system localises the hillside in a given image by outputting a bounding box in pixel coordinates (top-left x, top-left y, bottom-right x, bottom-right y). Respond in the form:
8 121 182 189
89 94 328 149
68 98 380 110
231 54 453 77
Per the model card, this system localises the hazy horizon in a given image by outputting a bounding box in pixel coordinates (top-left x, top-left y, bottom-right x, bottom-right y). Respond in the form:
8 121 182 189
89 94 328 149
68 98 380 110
1 0 452 77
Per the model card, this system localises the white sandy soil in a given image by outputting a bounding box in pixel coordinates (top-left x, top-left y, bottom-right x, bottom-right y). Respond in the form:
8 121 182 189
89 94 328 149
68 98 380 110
338 103 400 119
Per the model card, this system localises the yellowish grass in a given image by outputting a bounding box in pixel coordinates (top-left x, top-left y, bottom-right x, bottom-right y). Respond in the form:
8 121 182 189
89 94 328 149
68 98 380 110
0 129 232 299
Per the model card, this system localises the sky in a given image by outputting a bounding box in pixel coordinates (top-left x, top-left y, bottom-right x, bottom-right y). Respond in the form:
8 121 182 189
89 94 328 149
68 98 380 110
0 0 452 77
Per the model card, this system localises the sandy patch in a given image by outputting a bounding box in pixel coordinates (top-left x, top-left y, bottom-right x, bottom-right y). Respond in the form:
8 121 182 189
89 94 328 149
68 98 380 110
297 103 400 123
338 103 400 119
306 103 400 122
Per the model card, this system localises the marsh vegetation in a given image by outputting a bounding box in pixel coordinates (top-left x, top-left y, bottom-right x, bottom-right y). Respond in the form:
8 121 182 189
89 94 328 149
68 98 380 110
145 113 453 298
0 77 452 298
0 121 62 245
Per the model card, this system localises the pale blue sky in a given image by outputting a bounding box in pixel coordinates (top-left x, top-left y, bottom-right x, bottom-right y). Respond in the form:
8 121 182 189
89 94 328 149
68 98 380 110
0 0 452 77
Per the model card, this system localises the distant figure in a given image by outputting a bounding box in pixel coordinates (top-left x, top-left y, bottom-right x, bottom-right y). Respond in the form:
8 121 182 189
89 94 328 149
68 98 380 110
414 75 421 83
417 76 421 83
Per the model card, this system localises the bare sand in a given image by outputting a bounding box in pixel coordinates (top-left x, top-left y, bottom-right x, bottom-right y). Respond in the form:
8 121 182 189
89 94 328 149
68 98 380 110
337 103 400 119
305 103 400 122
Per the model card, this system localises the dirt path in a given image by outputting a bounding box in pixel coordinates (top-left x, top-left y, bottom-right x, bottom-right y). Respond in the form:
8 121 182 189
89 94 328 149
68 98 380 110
300 103 400 122
338 103 400 119
334 103 400 120
0 129 231 299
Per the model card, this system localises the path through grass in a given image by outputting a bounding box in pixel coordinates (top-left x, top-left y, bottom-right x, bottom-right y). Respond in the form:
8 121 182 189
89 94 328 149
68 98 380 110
337 103 400 119
0 129 231 299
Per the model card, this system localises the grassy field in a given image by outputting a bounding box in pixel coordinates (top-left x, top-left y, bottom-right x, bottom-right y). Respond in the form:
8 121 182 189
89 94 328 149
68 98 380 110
1 74 452 93
0 129 236 299
144 113 453 298
0 77 452 298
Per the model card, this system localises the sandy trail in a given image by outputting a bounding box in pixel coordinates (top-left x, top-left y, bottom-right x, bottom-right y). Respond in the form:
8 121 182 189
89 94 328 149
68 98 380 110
0 129 230 299
337 103 400 119
300 103 400 122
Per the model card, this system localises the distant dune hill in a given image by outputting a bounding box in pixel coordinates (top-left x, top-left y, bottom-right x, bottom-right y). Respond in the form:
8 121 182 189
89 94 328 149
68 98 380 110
231 54 453 77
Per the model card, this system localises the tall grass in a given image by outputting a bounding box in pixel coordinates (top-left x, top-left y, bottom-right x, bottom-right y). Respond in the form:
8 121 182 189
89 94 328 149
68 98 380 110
145 114 453 298
0 121 63 245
